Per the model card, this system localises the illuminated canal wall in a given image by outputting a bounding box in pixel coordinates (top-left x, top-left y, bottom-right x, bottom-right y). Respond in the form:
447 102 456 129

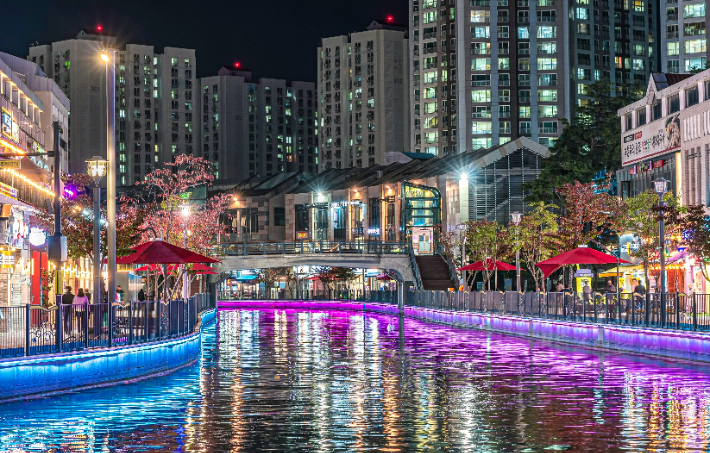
0 309 217 402
219 301 710 364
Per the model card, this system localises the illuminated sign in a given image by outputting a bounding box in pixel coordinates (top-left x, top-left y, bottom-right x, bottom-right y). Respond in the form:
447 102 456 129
0 182 18 199
1 109 11 139
367 227 381 235
28 228 47 247
331 201 362 207
296 231 308 239
0 250 13 268
0 160 20 169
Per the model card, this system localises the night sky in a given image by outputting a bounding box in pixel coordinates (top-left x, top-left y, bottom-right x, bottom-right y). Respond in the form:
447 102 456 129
3 0 408 82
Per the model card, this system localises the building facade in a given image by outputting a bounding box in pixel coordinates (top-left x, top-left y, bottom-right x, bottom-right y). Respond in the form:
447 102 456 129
28 29 199 185
408 0 656 156
317 19 410 170
0 52 75 307
200 66 317 182
661 0 709 73
618 70 710 294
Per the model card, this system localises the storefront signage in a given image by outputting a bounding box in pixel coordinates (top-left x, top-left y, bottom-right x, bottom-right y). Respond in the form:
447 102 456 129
0 182 17 199
1 109 12 140
367 227 381 235
0 159 20 169
622 114 681 166
330 201 361 207
352 227 364 235
28 228 46 247
296 231 308 239
31 141 44 154
628 159 665 175
0 250 13 268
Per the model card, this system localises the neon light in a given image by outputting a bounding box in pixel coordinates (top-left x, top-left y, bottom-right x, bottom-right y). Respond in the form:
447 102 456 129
3 169 54 197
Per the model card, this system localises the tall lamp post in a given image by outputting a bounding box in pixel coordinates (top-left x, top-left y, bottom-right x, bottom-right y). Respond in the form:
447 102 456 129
87 156 108 304
101 50 117 306
511 211 523 292
653 177 669 327
180 203 191 299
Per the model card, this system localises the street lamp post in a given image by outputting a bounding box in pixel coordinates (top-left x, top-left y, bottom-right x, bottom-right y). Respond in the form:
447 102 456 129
87 156 108 306
511 211 523 292
653 178 669 327
102 50 117 308
457 224 468 291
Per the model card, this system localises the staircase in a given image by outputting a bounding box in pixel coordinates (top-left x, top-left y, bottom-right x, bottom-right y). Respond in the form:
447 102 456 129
415 255 456 290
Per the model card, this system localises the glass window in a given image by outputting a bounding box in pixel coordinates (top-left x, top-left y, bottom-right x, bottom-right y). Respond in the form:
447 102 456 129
538 89 558 102
636 108 646 126
686 86 699 106
685 57 707 71
667 42 680 56
471 121 492 134
518 27 529 39
667 93 680 113
684 4 705 18
685 39 707 54
537 58 557 70
472 58 491 70
538 105 558 117
471 90 492 102
537 26 557 38
685 22 706 36
537 42 557 54
519 106 531 118
472 138 492 148
474 26 490 38
470 11 490 22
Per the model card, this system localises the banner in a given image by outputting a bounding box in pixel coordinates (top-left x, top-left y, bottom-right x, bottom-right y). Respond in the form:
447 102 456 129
622 114 681 166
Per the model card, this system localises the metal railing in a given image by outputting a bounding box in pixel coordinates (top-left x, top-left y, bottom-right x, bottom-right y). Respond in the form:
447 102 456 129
404 291 710 332
220 289 399 304
217 241 410 256
0 293 214 359
408 245 424 291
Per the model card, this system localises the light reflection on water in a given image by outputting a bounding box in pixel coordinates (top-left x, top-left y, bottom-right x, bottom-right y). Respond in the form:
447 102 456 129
0 309 710 452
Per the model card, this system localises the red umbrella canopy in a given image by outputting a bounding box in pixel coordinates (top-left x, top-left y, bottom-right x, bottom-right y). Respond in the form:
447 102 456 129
376 273 392 281
117 239 220 265
458 260 517 271
535 246 630 278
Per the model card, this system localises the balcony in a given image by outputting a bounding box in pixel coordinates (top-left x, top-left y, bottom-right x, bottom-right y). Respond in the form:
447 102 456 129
667 13 678 20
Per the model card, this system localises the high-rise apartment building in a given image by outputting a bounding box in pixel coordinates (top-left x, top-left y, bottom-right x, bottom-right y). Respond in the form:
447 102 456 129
200 66 317 181
409 0 656 155
661 0 708 73
317 19 410 170
28 29 199 185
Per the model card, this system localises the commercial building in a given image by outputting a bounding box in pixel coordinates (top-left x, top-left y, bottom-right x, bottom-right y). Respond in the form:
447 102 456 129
317 19 410 170
200 66 317 182
661 0 709 73
0 52 72 307
408 0 657 156
28 29 199 184
618 70 710 294
219 136 547 244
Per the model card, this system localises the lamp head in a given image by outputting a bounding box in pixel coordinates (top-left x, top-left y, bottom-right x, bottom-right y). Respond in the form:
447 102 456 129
653 178 669 196
86 156 108 183
511 211 523 226
101 52 109 63
179 203 191 217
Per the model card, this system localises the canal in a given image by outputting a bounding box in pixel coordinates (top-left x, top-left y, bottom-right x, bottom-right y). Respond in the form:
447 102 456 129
1 308 710 452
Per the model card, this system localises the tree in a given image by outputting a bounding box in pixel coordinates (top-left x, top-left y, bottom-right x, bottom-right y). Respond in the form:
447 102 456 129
513 203 561 291
463 220 512 290
123 154 232 300
666 203 709 287
552 180 625 284
333 267 358 292
524 80 641 202
315 266 338 291
255 268 282 296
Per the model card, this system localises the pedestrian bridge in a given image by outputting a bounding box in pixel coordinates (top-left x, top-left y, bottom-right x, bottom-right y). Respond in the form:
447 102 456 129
215 241 416 283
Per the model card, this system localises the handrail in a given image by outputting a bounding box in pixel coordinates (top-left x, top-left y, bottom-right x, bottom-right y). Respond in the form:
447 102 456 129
408 245 423 291
438 251 459 289
217 241 409 256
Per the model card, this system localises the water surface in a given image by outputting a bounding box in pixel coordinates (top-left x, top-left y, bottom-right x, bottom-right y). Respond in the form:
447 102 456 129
1 309 710 452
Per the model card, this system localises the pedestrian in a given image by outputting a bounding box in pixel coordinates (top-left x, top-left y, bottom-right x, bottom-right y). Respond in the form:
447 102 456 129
605 280 616 294
73 288 89 336
61 286 74 334
85 288 92 303
555 281 564 292
138 288 146 301
583 281 592 303
116 285 125 303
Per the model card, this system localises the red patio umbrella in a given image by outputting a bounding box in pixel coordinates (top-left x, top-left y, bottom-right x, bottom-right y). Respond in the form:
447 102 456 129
117 238 220 265
458 260 517 271
376 273 392 281
535 245 630 278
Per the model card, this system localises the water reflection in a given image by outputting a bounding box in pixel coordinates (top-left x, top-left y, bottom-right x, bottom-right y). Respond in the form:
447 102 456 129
1 309 710 451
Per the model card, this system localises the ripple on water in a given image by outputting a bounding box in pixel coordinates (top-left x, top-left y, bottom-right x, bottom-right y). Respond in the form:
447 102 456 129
0 308 710 452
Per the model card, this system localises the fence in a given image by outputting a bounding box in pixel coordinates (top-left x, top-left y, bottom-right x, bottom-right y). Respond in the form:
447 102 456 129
405 291 710 332
0 293 215 359
217 241 410 256
220 289 399 304
219 289 710 333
